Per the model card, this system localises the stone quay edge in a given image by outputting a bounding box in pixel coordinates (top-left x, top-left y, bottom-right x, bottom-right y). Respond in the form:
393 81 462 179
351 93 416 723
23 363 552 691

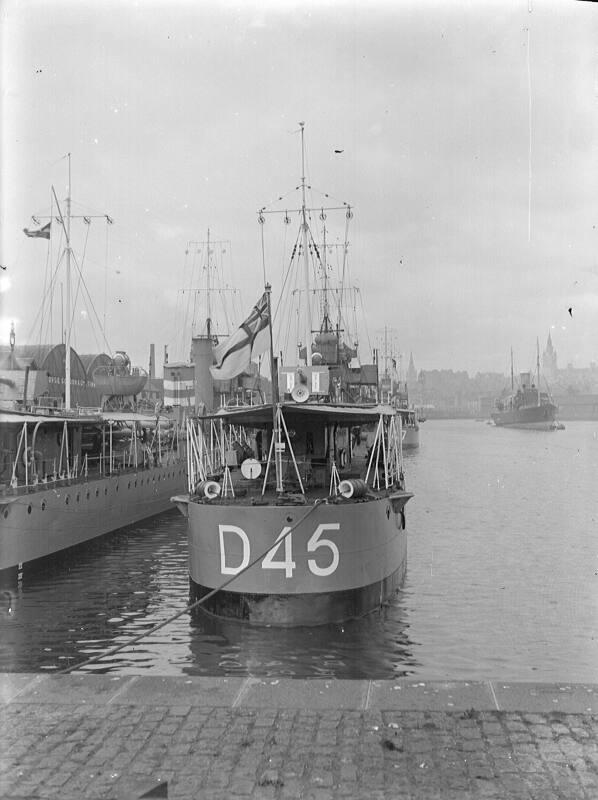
2 674 597 800
2 674 598 713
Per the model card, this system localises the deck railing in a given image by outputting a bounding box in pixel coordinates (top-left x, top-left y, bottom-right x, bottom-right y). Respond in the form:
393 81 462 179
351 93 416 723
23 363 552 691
1 423 182 492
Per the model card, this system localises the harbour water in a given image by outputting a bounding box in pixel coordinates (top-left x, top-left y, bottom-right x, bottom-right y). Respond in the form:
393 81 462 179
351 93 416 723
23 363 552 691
1 420 597 681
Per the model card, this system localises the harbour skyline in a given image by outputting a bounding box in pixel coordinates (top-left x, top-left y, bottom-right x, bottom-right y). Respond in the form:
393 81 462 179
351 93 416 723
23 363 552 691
1 0 596 376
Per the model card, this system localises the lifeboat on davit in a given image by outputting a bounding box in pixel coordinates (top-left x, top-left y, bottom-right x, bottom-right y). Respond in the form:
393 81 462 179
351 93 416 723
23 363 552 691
92 351 147 396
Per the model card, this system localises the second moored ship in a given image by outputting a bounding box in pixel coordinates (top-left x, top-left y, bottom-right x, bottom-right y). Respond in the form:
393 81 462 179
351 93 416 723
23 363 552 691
492 343 560 431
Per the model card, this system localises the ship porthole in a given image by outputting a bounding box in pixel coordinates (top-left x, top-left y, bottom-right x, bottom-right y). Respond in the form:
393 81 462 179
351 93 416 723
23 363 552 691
128 482 131 490
116 485 119 493
104 488 108 496
95 489 99 498
76 493 80 503
27 505 32 514
134 480 137 488
65 495 70 505
41 501 46 511
86 491 90 500
2 508 8 519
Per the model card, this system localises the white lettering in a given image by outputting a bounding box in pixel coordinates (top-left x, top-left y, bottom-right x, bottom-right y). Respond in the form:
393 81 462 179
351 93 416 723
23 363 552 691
307 523 340 577
218 524 250 575
262 527 296 578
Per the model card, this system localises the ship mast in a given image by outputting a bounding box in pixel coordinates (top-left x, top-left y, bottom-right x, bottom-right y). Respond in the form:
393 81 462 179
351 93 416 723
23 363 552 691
388 328 394 395
65 153 72 410
321 222 329 331
186 231 234 341
536 337 540 405
299 122 313 366
510 347 514 392
256 123 352 364
384 325 390 378
206 228 212 338
40 156 112 411
50 157 73 410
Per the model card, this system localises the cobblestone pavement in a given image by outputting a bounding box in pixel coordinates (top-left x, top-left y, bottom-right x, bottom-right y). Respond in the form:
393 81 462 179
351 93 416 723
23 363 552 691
2 703 598 799
2 676 598 799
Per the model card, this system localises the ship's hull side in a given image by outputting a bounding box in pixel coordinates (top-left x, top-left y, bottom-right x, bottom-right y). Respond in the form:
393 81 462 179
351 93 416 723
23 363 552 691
491 403 557 430
0 459 187 571
187 493 410 626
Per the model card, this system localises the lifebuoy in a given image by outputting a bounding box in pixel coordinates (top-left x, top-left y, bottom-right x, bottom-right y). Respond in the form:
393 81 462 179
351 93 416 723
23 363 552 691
338 478 368 499
195 480 221 500
339 448 347 468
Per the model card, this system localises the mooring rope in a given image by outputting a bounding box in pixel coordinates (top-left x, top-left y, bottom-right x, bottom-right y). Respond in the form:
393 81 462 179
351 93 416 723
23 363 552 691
58 497 325 674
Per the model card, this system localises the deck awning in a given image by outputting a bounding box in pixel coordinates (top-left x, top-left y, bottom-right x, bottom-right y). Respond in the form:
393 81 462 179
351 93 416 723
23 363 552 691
198 402 397 427
98 411 173 425
0 410 100 425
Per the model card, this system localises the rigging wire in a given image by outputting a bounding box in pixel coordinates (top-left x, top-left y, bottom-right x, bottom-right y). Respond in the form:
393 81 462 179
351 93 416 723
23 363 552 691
260 212 267 287
526 2 533 242
68 241 113 355
29 234 65 347
272 226 302 360
178 247 193 359
185 247 198 341
68 221 92 350
357 288 374 360
37 192 57 348
103 215 109 342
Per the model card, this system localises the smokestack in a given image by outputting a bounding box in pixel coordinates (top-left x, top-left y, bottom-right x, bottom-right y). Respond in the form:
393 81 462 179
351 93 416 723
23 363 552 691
149 344 155 378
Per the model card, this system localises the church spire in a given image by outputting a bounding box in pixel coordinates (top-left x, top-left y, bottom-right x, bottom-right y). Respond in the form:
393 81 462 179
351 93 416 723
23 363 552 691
406 352 417 384
542 330 557 379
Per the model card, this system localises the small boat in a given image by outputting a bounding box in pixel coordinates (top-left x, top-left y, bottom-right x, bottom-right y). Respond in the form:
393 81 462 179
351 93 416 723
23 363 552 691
172 126 413 626
491 343 560 431
92 352 148 402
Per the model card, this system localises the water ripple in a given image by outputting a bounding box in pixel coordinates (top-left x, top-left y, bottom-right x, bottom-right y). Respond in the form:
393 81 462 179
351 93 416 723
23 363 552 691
1 421 597 681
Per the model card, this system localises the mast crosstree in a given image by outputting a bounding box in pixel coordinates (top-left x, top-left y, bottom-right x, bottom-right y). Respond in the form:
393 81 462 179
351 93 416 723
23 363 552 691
31 154 112 410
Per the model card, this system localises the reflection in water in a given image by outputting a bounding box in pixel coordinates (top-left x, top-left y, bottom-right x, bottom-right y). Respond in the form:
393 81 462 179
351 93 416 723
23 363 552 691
2 421 598 681
185 592 419 679
0 512 188 673
0 508 417 678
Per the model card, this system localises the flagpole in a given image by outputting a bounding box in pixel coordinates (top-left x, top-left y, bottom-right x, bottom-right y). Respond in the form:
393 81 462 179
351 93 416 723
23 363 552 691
265 283 282 493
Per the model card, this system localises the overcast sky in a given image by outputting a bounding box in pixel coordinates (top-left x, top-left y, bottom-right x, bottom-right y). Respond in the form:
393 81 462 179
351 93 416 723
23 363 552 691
1 0 597 377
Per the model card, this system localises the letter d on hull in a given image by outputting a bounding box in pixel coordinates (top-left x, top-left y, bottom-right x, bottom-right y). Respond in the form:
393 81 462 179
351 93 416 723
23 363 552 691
219 525 250 575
